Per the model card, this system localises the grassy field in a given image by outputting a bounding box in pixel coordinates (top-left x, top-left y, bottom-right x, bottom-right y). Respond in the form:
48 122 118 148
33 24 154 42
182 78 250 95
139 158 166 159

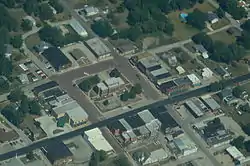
210 30 236 44
168 2 215 40
25 33 41 50
211 18 230 30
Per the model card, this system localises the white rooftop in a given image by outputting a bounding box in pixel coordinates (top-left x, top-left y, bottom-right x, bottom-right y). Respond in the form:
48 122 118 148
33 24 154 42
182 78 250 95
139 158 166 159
138 109 156 124
187 74 201 85
174 135 197 151
202 67 213 79
54 100 85 115
104 77 125 88
70 19 88 37
143 148 168 165
226 146 245 161
85 128 114 153
97 82 108 91
66 106 88 122
176 66 185 74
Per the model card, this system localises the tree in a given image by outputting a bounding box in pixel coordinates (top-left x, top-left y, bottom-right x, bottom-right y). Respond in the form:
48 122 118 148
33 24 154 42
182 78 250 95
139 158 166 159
113 155 131 166
0 5 18 31
39 25 64 46
29 100 41 115
209 82 223 92
19 95 29 115
89 150 107 166
10 35 23 48
0 57 12 77
0 0 16 8
242 20 250 32
21 19 33 31
109 68 121 78
1 105 23 126
237 31 250 49
103 100 109 106
242 123 250 136
109 0 117 4
232 87 243 98
192 32 213 51
187 9 207 30
127 26 142 41
7 89 24 102
134 83 142 94
38 3 54 20
129 87 136 99
0 78 9 92
244 140 250 152
91 20 114 38
26 152 35 160
49 0 64 13
23 0 39 15
216 7 225 18
231 136 245 149
120 90 129 101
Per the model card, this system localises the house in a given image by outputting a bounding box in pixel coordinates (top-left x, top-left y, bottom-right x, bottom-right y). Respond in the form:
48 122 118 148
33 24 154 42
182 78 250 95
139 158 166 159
69 19 88 37
207 11 219 24
187 74 201 86
42 141 73 166
149 67 171 84
220 87 239 105
65 106 89 127
193 44 209 59
85 38 111 59
176 66 185 75
215 66 231 78
173 135 198 157
18 74 29 84
137 56 161 75
23 16 36 27
42 47 71 71
83 6 99 17
143 148 169 165
4 44 13 59
201 67 213 79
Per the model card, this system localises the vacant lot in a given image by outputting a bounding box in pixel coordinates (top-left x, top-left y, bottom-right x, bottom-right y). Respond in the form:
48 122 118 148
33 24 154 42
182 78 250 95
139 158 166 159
210 31 236 44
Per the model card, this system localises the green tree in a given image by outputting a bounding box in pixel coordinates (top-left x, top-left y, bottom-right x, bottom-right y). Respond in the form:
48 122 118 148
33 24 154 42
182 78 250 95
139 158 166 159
91 20 114 38
232 87 243 98
120 90 129 101
231 136 245 149
26 152 35 160
103 100 109 106
187 9 207 30
0 57 12 77
238 31 250 49
244 140 250 152
19 95 30 115
10 35 23 48
21 19 33 32
134 83 142 94
1 105 23 126
89 150 107 166
209 81 223 92
216 7 225 18
39 25 64 46
38 3 54 20
109 68 121 78
49 0 64 13
29 100 41 115
129 87 136 99
7 89 24 102
23 0 39 15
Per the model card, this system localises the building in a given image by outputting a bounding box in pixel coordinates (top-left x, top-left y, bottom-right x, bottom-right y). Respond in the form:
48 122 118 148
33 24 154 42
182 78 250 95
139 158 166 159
111 39 136 56
201 67 213 79
207 11 219 24
143 148 169 165
84 128 114 154
193 44 208 59
158 80 177 94
187 74 201 86
104 77 125 93
83 6 99 16
85 38 111 59
65 106 88 127
58 25 69 36
176 66 185 75
215 66 231 78
226 146 245 161
200 95 221 111
119 119 137 142
42 47 71 71
23 15 36 27
42 141 73 166
69 19 88 37
18 74 29 84
4 44 13 59
137 109 156 124
137 56 161 74
96 82 108 96
34 41 51 54
33 81 59 95
185 100 204 118
149 67 171 83
220 87 238 105
173 135 198 156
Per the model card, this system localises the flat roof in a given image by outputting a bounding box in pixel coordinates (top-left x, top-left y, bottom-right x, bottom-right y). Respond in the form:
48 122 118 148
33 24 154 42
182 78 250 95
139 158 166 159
104 77 125 88
159 80 177 90
54 100 86 116
139 56 160 69
33 81 59 94
185 100 204 117
85 37 111 57
119 118 132 130
66 106 88 122
150 67 169 77
226 146 245 161
43 141 73 164
187 74 201 85
42 47 71 71
174 77 192 86
85 128 114 152
137 109 156 124
110 39 135 53
97 82 108 91
124 115 145 128
69 19 88 37
174 135 197 151
200 95 221 110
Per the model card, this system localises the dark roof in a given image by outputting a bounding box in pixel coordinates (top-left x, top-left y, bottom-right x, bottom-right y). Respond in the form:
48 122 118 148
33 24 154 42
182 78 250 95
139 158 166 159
0 129 18 142
43 87 65 98
124 115 145 128
148 65 161 72
33 81 58 94
203 120 225 138
174 77 192 86
214 66 228 76
207 12 218 21
42 141 73 164
155 72 171 80
159 81 177 92
42 47 71 71
107 120 126 132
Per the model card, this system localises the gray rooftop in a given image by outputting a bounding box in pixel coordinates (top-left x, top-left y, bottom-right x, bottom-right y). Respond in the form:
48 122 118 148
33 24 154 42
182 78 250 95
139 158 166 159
139 56 160 69
185 100 204 117
150 67 168 77
85 38 111 57
194 44 207 53
201 95 221 110
137 109 156 124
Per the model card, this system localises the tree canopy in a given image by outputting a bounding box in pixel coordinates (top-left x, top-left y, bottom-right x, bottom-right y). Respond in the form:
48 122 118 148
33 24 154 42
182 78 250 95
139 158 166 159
186 9 207 30
11 35 23 48
91 20 114 38
38 3 54 20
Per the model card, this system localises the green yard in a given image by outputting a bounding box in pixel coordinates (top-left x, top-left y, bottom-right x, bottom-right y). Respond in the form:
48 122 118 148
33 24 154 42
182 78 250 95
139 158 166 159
211 18 230 30
210 30 236 44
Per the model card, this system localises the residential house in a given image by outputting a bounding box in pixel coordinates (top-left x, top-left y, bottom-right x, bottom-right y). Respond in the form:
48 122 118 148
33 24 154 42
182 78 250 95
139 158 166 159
193 44 209 59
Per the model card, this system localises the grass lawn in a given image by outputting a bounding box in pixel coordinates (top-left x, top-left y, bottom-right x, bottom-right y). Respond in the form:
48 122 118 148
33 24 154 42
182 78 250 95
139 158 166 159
211 18 230 30
210 30 236 44
228 63 249 77
25 33 41 50
240 82 250 94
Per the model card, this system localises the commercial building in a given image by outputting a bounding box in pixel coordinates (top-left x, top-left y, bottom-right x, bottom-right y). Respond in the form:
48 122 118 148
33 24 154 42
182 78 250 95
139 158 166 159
143 148 169 165
173 135 198 156
193 44 208 59
84 128 114 154
104 77 125 92
83 6 99 16
137 109 156 124
187 74 201 86
85 38 111 59
226 146 245 161
137 56 161 74
42 47 71 71
111 39 136 56
185 100 204 118
149 67 171 84
42 141 73 166
69 19 88 37
200 95 221 111
33 81 59 95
